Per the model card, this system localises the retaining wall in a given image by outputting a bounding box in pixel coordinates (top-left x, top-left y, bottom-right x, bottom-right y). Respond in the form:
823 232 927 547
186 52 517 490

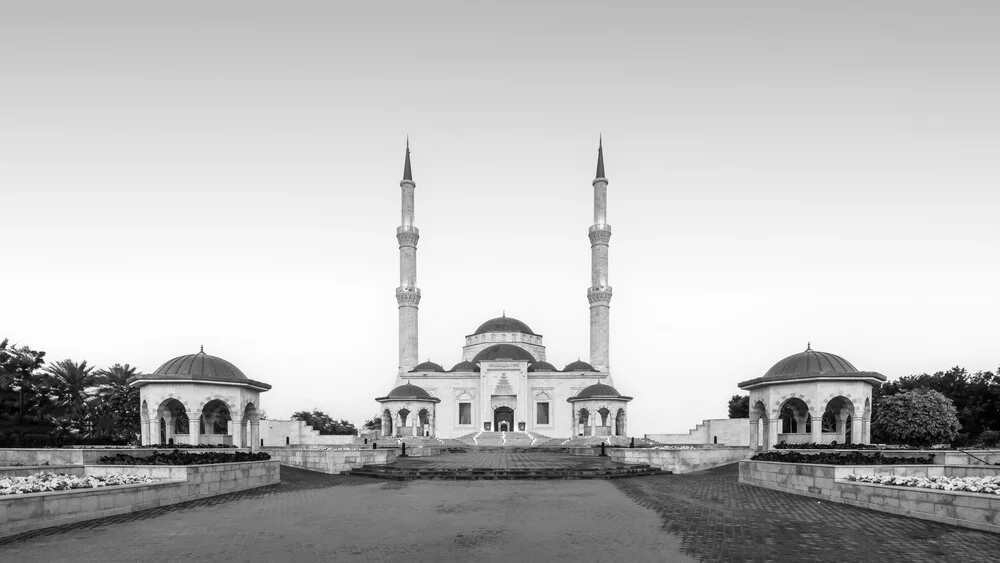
610 447 749 474
782 449 1000 466
0 460 279 539
264 447 397 474
739 460 1000 534
0 448 249 466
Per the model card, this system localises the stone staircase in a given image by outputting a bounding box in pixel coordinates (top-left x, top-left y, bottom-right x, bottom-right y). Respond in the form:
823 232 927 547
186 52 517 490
348 461 668 481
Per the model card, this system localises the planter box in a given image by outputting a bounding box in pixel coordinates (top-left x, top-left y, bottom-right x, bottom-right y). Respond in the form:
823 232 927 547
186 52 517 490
739 460 1000 534
0 448 250 466
0 460 279 539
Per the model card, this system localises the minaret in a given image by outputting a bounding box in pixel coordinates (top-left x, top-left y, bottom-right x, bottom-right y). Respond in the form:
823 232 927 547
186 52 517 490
588 137 612 372
396 139 420 374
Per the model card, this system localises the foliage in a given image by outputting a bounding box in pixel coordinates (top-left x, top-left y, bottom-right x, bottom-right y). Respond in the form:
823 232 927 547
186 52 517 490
728 394 749 418
847 474 1000 493
92 363 141 442
751 450 933 465
773 442 888 450
98 449 270 465
362 415 382 430
0 472 154 496
0 339 49 433
976 430 1000 448
44 359 101 433
291 409 357 435
872 388 961 446
143 443 237 449
875 366 1000 440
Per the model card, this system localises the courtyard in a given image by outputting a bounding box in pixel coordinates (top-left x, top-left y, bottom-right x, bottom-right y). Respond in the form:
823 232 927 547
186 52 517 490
3 462 1000 562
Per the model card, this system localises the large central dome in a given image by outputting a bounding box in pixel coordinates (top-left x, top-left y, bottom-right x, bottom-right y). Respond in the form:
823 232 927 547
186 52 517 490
472 315 535 336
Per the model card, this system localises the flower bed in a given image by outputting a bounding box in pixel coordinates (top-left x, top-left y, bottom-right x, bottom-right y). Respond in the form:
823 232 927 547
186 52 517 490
1 471 154 496
847 473 1000 494
751 451 933 465
98 449 270 465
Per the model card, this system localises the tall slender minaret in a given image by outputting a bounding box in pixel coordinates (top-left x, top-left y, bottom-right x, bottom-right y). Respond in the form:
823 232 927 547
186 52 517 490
588 137 612 372
396 139 420 374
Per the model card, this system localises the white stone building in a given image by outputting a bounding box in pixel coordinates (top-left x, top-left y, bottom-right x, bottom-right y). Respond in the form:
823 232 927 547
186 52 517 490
376 140 631 439
129 347 270 449
738 345 886 451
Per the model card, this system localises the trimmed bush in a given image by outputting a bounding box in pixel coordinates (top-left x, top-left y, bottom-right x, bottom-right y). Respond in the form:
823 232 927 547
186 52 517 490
751 451 933 465
872 388 960 446
98 449 270 465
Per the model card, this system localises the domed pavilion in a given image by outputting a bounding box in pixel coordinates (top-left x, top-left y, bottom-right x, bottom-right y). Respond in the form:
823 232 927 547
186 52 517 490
567 382 632 437
738 345 886 451
376 382 441 437
129 347 271 449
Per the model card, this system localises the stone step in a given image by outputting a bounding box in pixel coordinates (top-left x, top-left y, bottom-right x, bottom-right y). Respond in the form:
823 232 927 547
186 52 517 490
347 464 668 481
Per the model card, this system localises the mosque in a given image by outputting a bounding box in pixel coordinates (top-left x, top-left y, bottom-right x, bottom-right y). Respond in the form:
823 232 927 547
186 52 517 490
375 141 632 440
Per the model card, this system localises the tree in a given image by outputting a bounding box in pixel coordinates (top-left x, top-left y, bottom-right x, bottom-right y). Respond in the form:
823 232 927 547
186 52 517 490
291 409 357 435
92 363 141 442
872 388 961 446
44 359 100 434
0 338 49 426
876 366 1000 440
363 415 382 430
728 394 749 418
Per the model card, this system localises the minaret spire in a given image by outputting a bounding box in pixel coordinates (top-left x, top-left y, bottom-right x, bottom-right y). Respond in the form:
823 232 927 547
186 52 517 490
588 137 612 373
396 138 421 374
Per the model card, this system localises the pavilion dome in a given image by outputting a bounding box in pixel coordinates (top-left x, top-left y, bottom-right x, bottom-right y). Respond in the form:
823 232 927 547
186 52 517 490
152 348 249 383
449 360 481 372
472 315 536 336
385 383 434 400
527 361 558 372
472 344 536 363
575 383 622 399
563 360 598 372
409 360 446 373
738 345 886 389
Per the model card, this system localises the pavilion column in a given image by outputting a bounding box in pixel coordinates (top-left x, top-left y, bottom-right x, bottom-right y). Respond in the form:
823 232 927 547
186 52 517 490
851 415 863 446
164 414 175 444
767 418 779 451
250 422 260 452
590 409 597 436
189 415 199 447
148 418 158 445
810 413 823 444
140 417 149 445
749 421 759 452
231 417 243 448
862 415 871 444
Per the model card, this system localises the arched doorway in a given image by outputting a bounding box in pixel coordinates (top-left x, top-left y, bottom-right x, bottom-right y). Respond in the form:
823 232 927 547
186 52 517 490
578 408 590 436
418 409 431 437
494 407 514 432
201 399 232 445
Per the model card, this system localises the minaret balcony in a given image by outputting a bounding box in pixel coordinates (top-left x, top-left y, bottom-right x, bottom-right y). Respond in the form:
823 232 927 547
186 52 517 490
587 286 613 305
396 226 420 247
588 224 612 245
396 286 422 305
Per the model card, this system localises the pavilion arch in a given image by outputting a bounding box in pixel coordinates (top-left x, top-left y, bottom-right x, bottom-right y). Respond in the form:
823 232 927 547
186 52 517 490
777 397 810 440
577 408 591 436
155 398 189 445
824 395 858 444
241 402 260 448
418 408 431 437
749 400 770 452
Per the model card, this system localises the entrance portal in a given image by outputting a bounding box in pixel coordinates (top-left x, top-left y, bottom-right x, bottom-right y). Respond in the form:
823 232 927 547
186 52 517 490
494 407 514 432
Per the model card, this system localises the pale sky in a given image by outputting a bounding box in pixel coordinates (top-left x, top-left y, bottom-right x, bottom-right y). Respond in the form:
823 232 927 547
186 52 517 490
2 1 998 435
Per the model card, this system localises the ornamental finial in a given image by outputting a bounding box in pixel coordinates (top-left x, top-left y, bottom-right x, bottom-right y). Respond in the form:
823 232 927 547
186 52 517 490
596 135 605 178
806 341 811 351
403 136 413 181
200 345 204 353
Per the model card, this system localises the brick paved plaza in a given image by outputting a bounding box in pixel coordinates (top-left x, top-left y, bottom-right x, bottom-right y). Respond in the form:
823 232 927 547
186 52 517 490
3 461 1000 562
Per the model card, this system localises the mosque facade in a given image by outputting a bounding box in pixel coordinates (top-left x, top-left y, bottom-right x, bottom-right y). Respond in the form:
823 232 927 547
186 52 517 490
376 141 631 440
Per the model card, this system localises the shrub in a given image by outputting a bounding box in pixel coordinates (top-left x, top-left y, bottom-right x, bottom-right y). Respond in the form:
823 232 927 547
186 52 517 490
977 430 1000 447
98 449 270 465
872 388 960 446
751 451 933 465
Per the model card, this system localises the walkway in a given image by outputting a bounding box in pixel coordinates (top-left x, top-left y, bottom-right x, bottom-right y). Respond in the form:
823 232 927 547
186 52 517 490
3 465 1000 561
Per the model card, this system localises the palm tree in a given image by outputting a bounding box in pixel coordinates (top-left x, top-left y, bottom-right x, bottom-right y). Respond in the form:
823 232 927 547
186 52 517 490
0 339 48 429
44 359 100 434
93 363 140 442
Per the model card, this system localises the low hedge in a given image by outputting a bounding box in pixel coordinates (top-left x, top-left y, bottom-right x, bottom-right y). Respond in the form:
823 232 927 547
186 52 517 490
98 449 271 465
751 451 934 465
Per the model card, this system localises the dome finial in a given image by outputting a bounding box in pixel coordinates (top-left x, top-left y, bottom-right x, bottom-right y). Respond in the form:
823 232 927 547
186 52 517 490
200 345 204 354
806 341 811 351
502 309 505 317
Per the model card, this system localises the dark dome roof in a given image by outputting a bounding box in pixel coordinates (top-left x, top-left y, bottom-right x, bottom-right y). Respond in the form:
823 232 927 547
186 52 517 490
472 344 536 363
765 348 858 378
575 383 621 399
472 315 536 336
384 383 435 400
527 361 558 372
131 348 271 390
153 350 247 382
449 360 481 372
563 360 598 372
738 346 886 389
409 360 445 373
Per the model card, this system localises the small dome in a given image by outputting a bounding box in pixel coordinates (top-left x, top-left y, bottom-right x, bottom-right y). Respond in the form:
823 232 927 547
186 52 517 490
472 344 536 363
563 360 597 372
409 360 445 373
765 348 858 378
153 349 248 383
386 383 433 400
449 360 481 372
472 315 536 336
575 383 622 399
527 361 558 372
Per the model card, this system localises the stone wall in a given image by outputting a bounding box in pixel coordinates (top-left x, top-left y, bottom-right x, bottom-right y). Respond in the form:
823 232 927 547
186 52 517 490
0 465 84 478
739 460 1000 534
610 447 749 474
0 460 279 539
264 447 397 474
646 418 749 446
260 420 357 447
0 448 249 466
781 449 1000 466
